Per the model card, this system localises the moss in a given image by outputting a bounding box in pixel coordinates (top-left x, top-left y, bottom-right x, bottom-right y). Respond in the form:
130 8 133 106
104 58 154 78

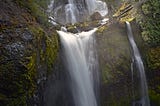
97 25 107 33
7 96 27 106
119 7 136 22
15 0 49 26
113 2 130 17
66 25 78 33
140 0 160 47
142 3 151 15
2 53 37 106
147 47 160 70
149 89 160 106
102 92 131 106
0 0 59 105
45 33 58 74
24 53 37 97
28 25 58 74
134 2 160 106
113 2 137 22
102 64 112 84
0 24 51 106
0 93 7 100
0 59 29 106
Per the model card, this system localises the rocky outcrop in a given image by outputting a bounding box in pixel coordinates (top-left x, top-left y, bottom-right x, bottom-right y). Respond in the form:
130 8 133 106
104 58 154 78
96 23 133 106
0 1 59 105
1 0 159 106
90 12 103 21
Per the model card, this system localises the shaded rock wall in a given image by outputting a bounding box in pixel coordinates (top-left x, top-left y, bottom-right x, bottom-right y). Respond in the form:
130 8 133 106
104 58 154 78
43 51 73 106
0 0 60 105
96 23 133 106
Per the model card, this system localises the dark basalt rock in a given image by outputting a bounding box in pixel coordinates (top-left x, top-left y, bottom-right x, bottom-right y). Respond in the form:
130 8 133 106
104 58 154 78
0 1 59 106
5 42 25 57
21 29 33 41
90 12 103 21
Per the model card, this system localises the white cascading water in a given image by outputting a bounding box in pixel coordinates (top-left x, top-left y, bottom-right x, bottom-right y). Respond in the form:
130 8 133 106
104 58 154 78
48 0 108 24
86 0 108 17
47 0 54 13
126 21 150 106
65 0 108 24
57 28 99 106
65 0 79 24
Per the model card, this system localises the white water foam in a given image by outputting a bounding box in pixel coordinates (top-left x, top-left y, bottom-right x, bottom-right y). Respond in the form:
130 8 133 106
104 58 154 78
57 28 99 106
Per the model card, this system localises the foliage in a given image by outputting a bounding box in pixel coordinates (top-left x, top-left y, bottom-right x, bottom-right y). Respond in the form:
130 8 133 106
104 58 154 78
97 25 107 33
98 23 132 106
113 2 136 22
0 1 59 105
0 58 32 106
45 33 58 73
137 1 160 105
15 0 50 26
140 0 160 47
149 89 160 106
29 25 58 74
146 47 160 70
138 0 160 78
113 2 130 17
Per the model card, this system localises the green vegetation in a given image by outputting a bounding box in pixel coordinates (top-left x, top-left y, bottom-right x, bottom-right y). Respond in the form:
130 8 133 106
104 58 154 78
0 0 59 105
0 56 36 106
97 25 107 33
28 24 58 74
136 0 160 105
15 0 50 26
149 89 160 106
138 0 160 78
146 47 160 70
113 2 136 22
97 23 132 106
140 0 160 47
45 32 58 74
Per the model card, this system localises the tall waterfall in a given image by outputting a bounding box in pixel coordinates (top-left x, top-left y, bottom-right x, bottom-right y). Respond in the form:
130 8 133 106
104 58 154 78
48 0 108 24
65 0 79 24
126 22 150 106
57 28 99 106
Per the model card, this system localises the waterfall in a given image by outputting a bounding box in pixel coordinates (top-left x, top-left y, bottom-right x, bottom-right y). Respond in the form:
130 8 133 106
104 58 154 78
85 0 108 17
57 28 99 106
47 0 54 13
126 21 150 106
48 0 108 24
65 0 79 24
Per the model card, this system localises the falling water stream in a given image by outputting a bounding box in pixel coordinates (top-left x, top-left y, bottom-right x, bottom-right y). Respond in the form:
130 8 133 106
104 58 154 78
48 0 108 24
47 0 150 106
57 28 99 106
49 0 108 106
126 21 150 106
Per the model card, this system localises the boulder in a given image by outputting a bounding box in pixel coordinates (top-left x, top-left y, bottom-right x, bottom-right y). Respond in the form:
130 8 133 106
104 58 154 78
90 12 103 21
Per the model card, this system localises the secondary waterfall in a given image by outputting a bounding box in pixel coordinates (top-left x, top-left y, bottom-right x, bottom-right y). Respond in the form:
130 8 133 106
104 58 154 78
48 0 108 24
126 22 150 106
57 28 99 106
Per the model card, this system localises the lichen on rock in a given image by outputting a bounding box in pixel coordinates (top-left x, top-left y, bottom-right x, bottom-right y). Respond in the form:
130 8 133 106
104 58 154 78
0 0 59 105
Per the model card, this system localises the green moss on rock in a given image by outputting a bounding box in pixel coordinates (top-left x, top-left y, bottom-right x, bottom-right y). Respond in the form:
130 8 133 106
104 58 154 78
0 1 59 105
45 33 58 74
149 89 160 106
146 47 160 70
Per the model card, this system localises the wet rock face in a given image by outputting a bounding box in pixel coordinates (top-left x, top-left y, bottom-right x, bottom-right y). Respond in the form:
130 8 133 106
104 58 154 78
21 29 33 41
43 51 74 106
0 26 33 58
90 12 103 21
0 1 59 106
0 27 33 106
96 23 133 106
5 42 25 57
